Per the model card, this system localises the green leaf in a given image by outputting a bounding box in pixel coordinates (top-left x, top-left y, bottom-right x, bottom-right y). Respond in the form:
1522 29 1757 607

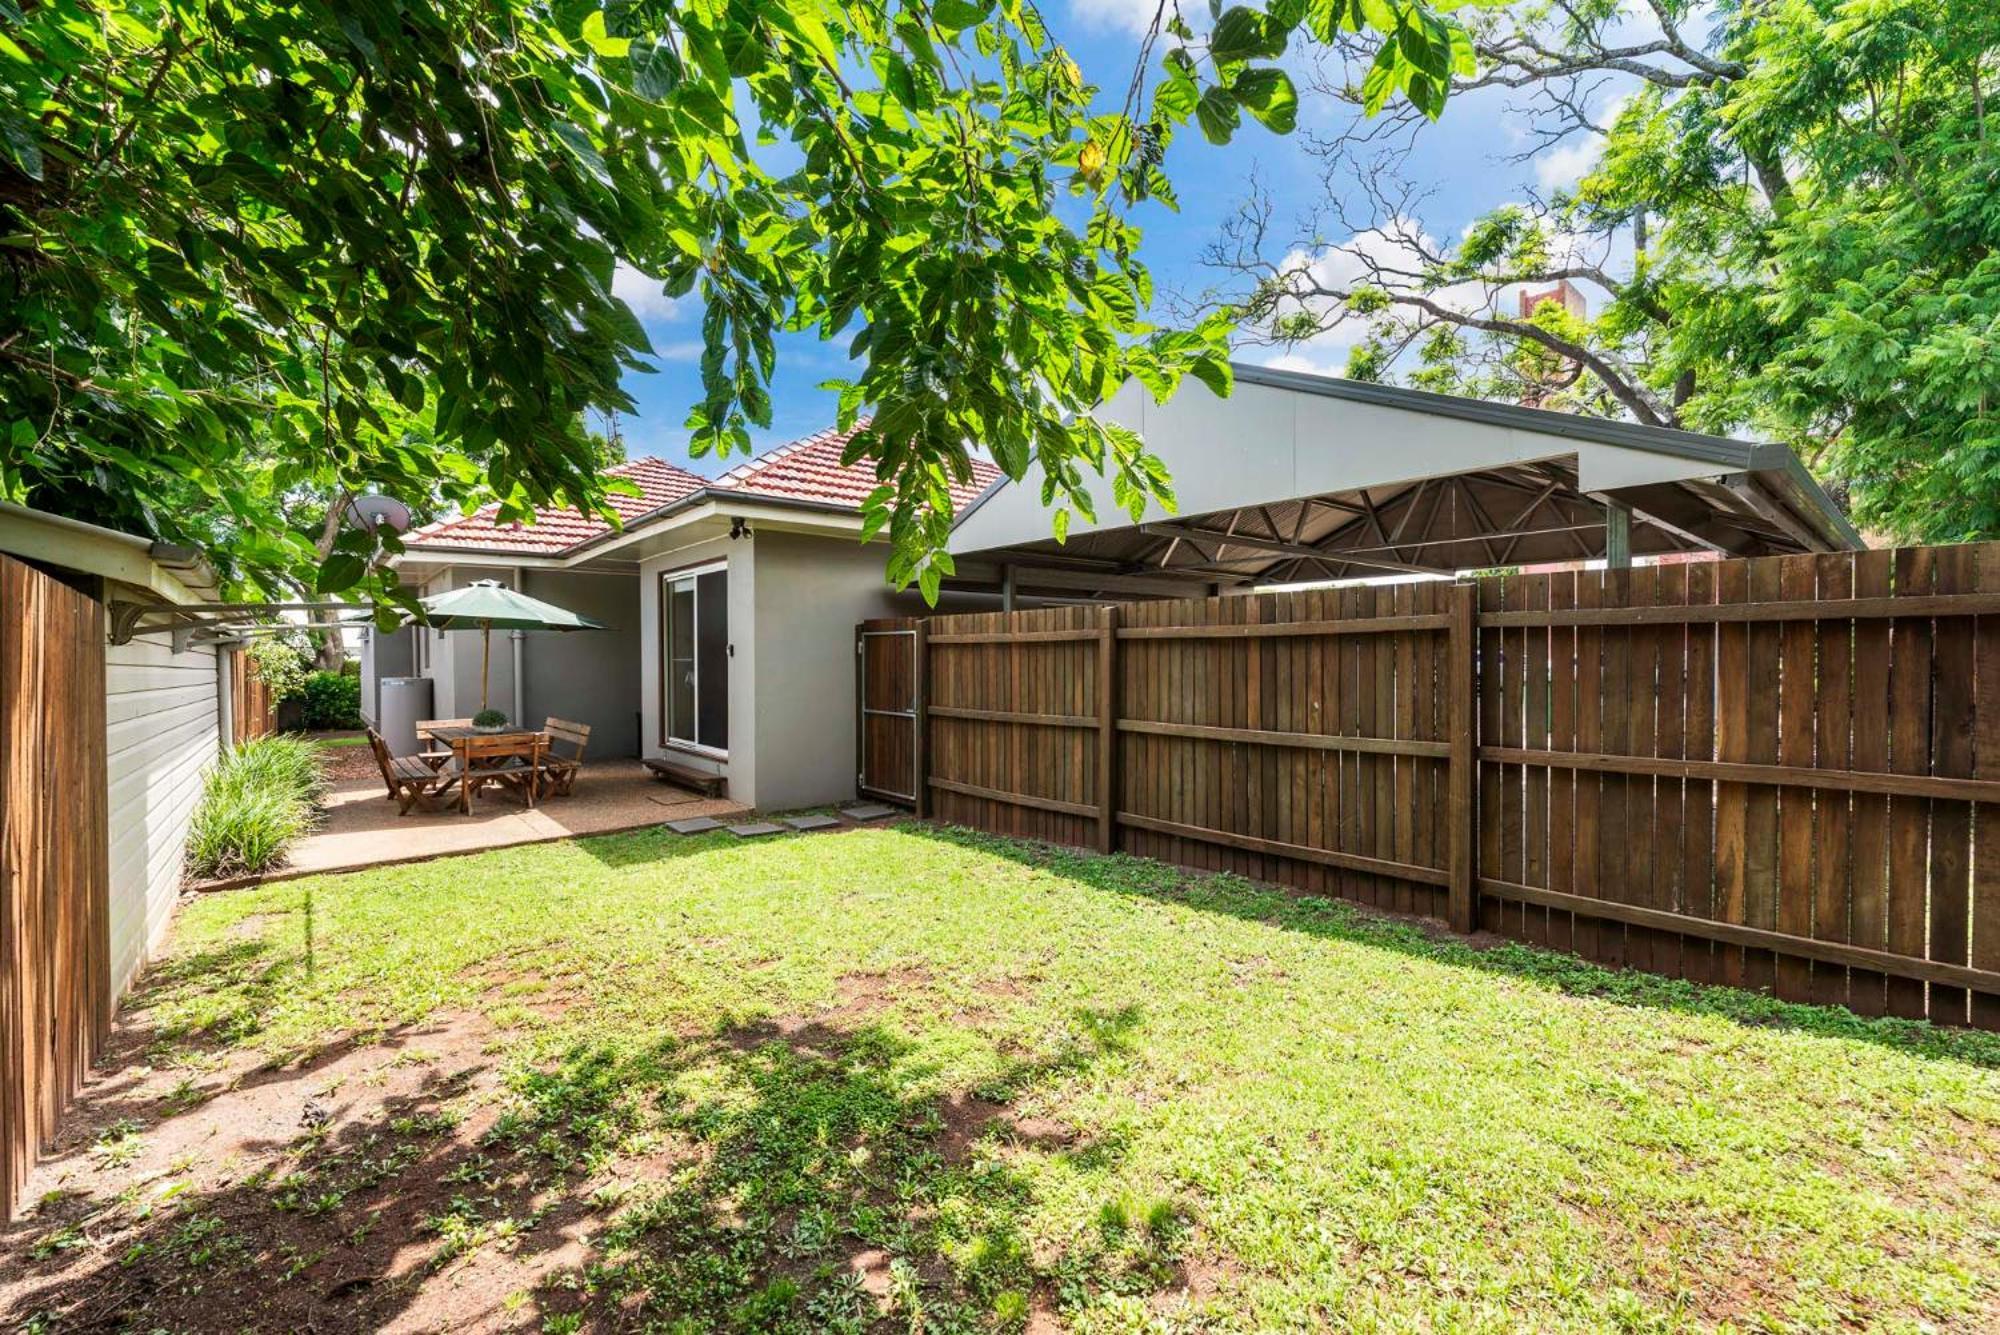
315 553 367 595
581 10 630 57
1233 68 1298 134
1189 356 1234 397
1359 41 1403 115
931 0 994 33
628 39 682 99
1448 23 1476 77
1195 85 1241 144
1153 63 1200 122
1210 7 1284 64
1092 271 1139 325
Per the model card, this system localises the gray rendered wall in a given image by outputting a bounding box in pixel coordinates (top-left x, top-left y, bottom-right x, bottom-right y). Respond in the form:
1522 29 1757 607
519 569 643 757
748 530 903 811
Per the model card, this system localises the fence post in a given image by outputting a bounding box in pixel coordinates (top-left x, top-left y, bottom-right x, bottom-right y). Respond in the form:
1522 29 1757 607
854 625 866 796
1097 605 1119 852
911 619 929 819
1448 581 1478 934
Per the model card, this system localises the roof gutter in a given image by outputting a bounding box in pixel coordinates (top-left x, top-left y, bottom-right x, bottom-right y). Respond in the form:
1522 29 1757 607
0 499 221 603
1762 454 1865 551
397 487 875 568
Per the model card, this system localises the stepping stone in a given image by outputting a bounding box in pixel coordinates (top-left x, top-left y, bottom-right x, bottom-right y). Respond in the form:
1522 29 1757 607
665 816 723 834
728 821 783 838
841 803 896 821
783 813 841 831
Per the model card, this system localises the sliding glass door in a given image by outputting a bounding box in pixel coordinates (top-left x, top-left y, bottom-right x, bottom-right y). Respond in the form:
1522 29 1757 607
661 561 728 753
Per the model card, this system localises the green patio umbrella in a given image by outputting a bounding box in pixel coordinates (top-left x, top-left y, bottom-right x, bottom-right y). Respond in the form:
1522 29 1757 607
418 579 607 714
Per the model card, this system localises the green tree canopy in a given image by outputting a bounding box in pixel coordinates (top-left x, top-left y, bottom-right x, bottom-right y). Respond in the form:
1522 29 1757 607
1 0 1462 605
1209 0 2000 543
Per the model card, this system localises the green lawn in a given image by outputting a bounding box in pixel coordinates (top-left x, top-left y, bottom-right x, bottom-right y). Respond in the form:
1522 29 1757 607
10 824 2000 1332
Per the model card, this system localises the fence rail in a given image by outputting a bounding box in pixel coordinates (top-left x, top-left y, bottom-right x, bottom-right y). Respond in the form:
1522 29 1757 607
860 539 2000 1031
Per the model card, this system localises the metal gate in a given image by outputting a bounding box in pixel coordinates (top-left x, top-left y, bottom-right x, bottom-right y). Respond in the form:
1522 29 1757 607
855 620 925 809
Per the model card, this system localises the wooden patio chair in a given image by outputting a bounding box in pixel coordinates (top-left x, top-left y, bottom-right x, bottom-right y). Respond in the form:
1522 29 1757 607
367 727 461 815
414 717 473 771
538 718 590 797
458 733 543 813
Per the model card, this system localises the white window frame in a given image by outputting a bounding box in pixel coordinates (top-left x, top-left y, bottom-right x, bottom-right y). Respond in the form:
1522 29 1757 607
660 558 729 758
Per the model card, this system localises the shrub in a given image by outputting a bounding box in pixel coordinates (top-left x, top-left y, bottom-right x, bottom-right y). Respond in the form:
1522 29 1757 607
185 735 327 880
301 670 362 730
246 634 312 703
223 732 329 804
472 707 508 729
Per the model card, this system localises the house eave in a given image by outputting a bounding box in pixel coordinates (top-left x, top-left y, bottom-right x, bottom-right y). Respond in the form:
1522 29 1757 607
0 500 220 604
393 490 874 572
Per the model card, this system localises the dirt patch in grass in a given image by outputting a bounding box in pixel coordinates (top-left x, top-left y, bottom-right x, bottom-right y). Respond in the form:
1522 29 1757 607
833 966 933 1014
726 968 935 1051
0 961 1127 1330
0 1006 550 1333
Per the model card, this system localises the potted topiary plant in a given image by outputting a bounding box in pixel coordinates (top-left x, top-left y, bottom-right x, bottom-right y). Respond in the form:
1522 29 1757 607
472 708 509 733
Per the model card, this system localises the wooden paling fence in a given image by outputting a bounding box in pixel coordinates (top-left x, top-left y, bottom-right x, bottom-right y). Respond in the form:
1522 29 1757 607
2 554 112 1221
860 541 2000 1030
229 647 276 744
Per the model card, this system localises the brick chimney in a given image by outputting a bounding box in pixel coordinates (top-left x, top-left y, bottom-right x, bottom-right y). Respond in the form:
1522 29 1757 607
1519 279 1587 322
1516 280 1588 407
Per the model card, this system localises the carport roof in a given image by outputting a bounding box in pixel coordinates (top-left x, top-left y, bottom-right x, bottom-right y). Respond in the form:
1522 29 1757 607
946 363 1860 592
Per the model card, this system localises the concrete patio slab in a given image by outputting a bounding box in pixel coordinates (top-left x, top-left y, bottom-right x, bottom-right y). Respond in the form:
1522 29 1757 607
198 762 750 889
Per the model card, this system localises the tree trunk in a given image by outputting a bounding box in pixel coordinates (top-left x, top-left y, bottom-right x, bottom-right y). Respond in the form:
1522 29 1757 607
308 489 355 671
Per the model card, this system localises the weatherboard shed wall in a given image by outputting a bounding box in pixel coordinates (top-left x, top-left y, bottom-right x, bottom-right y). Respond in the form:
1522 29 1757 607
104 634 220 999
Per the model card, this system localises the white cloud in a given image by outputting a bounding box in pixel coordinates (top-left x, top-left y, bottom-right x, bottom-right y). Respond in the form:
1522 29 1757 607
1067 0 1175 37
1531 94 1630 193
1254 346 1356 378
1244 220 1486 368
1534 136 1603 192
1240 216 1580 376
613 262 684 322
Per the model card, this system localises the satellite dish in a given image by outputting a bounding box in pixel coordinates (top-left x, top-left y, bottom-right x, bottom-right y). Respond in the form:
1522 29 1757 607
346 495 413 535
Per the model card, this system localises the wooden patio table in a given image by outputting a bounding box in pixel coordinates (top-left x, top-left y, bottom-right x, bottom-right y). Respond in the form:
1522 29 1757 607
419 724 547 812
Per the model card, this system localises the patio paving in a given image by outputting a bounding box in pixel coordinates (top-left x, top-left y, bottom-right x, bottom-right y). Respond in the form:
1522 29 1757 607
202 761 750 888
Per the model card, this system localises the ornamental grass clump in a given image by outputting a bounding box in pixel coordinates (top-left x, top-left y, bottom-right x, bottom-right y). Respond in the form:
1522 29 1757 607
185 735 328 880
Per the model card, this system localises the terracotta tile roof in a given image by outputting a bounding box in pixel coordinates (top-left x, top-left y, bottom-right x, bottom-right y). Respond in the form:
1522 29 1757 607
402 424 1005 559
402 456 709 555
717 421 1003 513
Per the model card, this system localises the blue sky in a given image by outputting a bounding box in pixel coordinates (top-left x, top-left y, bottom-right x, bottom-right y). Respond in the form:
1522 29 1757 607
608 0 1607 475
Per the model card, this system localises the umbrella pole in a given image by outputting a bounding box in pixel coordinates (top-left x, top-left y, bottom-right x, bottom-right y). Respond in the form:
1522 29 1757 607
481 620 491 713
